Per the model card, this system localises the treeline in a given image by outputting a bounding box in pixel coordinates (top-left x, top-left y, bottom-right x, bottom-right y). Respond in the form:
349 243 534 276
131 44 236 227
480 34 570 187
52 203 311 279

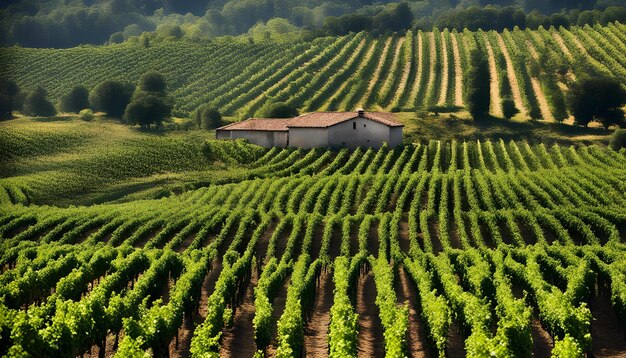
429 5 626 33
0 74 222 130
2 0 625 47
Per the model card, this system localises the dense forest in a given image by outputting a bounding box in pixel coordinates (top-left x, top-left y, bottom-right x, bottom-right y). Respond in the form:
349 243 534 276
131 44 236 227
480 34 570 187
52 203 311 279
1 0 625 47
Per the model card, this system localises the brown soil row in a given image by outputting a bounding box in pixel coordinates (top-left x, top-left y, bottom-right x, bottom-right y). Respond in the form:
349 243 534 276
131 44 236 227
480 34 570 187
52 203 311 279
497 33 527 118
361 37 393 106
437 31 449 106
450 32 464 107
389 36 412 109
407 32 424 105
482 33 503 117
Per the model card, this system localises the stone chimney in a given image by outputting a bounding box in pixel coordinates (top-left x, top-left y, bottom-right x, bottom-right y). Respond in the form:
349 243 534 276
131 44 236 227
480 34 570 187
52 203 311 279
357 108 365 117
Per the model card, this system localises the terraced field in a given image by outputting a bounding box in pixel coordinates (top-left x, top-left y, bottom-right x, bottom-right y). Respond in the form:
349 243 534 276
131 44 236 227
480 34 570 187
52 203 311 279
2 138 626 357
2 22 625 121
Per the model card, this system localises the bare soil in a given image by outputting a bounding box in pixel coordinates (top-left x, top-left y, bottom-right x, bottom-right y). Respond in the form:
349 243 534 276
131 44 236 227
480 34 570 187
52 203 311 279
428 218 443 254
175 228 199 253
450 32 464 107
266 279 289 356
446 320 466 358
398 220 411 254
408 32 424 105
482 33 503 117
368 220 380 257
497 33 527 118
395 265 430 357
304 268 334 357
220 270 258 358
357 271 385 358
591 283 626 357
531 317 553 358
437 31 449 106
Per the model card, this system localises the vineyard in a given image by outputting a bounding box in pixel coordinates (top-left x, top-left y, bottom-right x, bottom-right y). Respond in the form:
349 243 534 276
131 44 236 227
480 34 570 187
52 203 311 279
1 137 626 357
2 22 626 121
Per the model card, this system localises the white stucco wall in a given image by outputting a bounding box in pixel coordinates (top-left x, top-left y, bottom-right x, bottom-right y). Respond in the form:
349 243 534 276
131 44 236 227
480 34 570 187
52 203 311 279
389 127 403 147
217 130 288 147
288 128 329 148
328 118 392 148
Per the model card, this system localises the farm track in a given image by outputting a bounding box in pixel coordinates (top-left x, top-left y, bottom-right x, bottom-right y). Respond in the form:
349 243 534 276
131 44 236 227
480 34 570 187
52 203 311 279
483 32 503 117
450 33 464 107
390 37 412 109
437 32 449 106
496 33 527 117
395 265 430 357
407 32 424 106
357 270 385 358
304 268 334 357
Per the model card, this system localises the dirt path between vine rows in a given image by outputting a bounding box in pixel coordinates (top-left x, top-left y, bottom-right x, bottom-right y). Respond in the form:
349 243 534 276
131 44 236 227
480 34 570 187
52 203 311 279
482 32 503 117
496 33 527 118
450 32 464 107
357 271 385 358
390 36 412 109
591 284 626 357
379 37 405 108
362 37 393 106
437 31 449 106
304 268 334 356
395 265 430 357
324 39 376 110
551 32 573 60
407 32 424 106
424 32 437 106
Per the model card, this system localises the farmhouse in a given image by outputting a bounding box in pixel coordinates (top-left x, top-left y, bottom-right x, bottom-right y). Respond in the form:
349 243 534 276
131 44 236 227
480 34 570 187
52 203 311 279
215 110 403 148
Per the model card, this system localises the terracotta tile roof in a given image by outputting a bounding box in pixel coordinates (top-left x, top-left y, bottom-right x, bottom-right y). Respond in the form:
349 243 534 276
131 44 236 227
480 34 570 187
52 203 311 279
216 118 290 132
286 111 403 128
216 111 403 132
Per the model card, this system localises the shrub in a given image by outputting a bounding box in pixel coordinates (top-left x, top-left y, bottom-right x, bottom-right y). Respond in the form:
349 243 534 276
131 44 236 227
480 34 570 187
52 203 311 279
502 98 519 120
195 105 223 130
609 128 626 151
23 86 56 117
79 109 94 121
60 85 89 113
89 80 134 118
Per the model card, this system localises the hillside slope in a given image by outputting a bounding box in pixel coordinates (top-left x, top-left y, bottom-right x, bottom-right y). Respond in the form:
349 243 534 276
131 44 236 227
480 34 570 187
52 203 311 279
2 23 625 121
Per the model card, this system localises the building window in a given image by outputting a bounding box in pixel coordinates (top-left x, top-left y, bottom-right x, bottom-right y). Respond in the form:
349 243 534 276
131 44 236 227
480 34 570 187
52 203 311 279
364 124 366 127
353 122 356 129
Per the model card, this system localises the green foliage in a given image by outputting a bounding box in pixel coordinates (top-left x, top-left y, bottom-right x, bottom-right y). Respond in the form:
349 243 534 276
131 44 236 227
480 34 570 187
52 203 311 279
59 85 89 113
195 105 223 130
124 91 173 128
609 128 626 151
261 101 299 118
23 86 56 117
79 109 94 121
567 76 626 129
89 80 134 118
467 49 490 120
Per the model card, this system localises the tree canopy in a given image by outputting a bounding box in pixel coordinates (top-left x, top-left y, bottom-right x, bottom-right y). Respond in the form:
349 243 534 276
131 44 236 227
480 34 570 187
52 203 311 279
60 85 90 113
567 76 626 129
23 86 56 117
466 49 490 120
89 80 135 118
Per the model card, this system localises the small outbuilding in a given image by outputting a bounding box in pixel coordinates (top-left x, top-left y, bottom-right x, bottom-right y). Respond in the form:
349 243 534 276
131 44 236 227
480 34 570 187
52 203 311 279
216 110 403 148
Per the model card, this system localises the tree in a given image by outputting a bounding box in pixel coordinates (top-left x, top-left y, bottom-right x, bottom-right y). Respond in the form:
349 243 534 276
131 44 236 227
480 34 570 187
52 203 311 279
23 86 56 117
501 98 519 120
60 85 89 113
0 79 19 119
124 92 172 128
466 49 490 120
137 72 166 94
195 105 222 130
124 72 173 128
567 76 626 129
90 80 134 118
609 129 626 151
265 102 299 118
